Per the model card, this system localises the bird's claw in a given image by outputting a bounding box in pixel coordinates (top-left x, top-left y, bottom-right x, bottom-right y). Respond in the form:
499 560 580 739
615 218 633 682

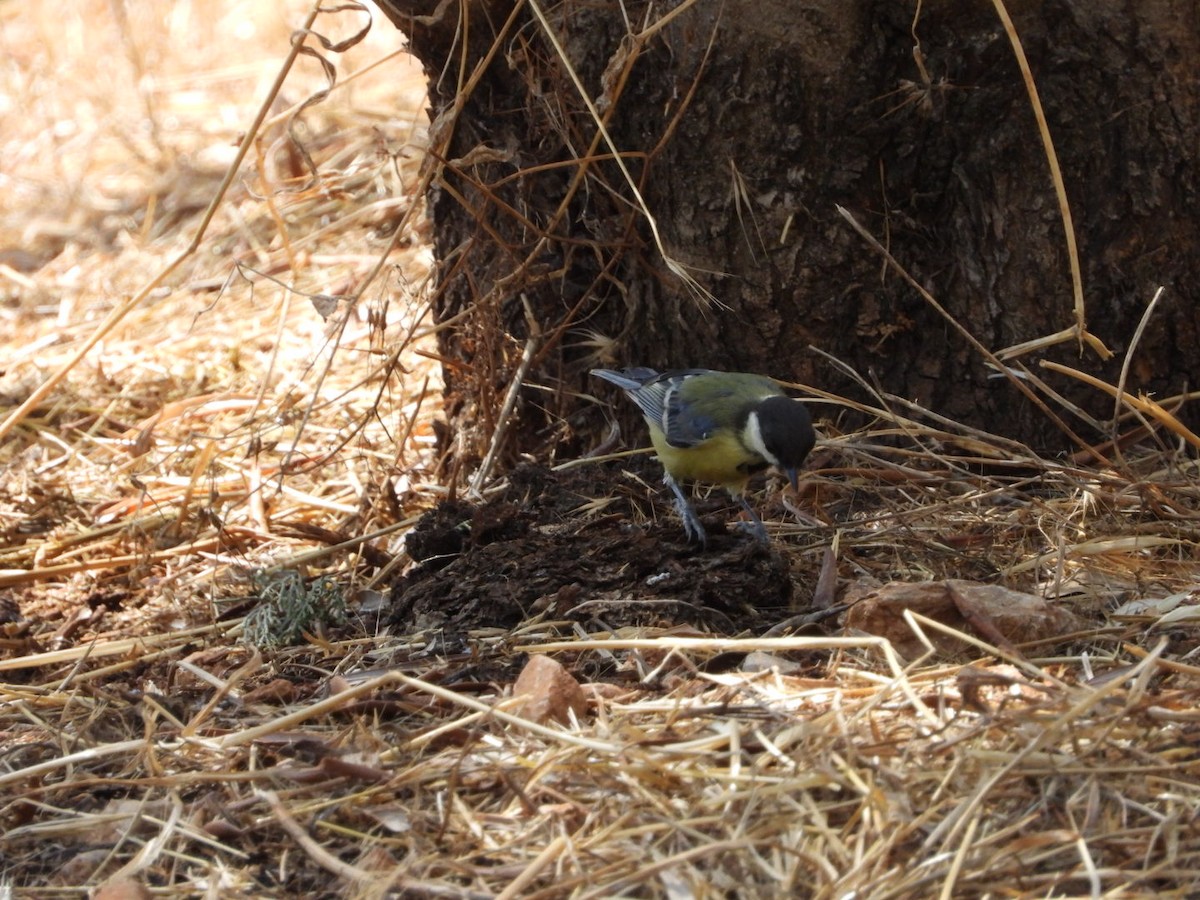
737 497 770 545
678 502 708 546
665 473 708 546
733 517 770 545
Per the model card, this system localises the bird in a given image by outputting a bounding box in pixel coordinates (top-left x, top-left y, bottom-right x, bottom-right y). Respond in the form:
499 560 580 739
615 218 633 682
591 367 815 544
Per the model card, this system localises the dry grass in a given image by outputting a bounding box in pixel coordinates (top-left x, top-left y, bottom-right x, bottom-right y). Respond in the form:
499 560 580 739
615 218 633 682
0 0 437 621
3 2 1200 898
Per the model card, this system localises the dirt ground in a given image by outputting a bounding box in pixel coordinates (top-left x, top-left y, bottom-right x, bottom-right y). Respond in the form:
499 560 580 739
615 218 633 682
393 464 799 636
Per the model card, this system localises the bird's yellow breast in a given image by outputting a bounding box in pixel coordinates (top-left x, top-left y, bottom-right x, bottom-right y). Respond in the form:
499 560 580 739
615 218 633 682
648 428 761 494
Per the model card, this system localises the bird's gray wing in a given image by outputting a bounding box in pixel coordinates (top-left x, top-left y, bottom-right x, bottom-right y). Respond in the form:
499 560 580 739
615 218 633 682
657 371 725 448
593 367 727 447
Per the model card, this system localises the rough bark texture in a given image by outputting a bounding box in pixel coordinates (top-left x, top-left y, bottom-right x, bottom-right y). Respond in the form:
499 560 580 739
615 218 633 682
373 0 1200 459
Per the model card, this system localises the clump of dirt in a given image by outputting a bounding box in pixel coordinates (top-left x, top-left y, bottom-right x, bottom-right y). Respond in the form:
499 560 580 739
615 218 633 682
389 464 800 634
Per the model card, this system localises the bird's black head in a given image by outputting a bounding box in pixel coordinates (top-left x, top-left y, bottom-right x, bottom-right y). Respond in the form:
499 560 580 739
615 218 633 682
753 395 815 485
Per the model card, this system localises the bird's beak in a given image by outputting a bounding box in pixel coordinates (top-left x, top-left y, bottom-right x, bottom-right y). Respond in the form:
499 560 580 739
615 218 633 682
785 467 799 493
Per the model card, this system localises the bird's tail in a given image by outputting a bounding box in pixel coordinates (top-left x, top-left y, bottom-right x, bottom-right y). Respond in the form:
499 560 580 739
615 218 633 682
590 367 659 391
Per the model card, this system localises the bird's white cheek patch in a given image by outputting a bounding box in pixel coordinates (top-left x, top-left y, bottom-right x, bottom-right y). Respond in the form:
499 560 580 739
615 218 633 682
743 412 779 466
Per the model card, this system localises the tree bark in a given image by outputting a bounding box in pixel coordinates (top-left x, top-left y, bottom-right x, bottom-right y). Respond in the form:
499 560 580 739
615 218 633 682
373 0 1200 460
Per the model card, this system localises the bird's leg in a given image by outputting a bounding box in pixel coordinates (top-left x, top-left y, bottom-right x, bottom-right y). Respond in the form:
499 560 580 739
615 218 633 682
663 472 707 545
736 496 770 544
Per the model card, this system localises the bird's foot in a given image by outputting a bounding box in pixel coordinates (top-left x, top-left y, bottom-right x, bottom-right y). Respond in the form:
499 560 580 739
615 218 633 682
733 518 770 544
677 502 709 546
664 473 708 546
737 497 770 545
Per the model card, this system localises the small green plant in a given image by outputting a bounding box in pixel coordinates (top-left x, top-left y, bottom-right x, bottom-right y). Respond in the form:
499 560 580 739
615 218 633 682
241 569 347 649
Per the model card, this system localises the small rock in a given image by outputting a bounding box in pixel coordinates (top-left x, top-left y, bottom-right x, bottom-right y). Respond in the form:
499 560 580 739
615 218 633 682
843 578 1083 659
511 655 587 725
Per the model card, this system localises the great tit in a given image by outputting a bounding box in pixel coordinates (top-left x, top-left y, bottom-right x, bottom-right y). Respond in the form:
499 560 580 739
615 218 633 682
591 367 815 544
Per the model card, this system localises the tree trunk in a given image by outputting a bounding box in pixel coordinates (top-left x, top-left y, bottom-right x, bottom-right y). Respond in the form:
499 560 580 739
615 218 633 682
373 0 1200 461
